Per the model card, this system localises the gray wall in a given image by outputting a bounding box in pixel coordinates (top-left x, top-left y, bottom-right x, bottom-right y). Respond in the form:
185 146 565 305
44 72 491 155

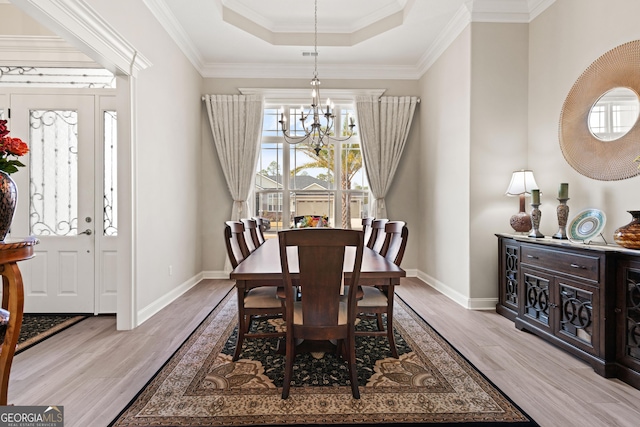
529 0 640 240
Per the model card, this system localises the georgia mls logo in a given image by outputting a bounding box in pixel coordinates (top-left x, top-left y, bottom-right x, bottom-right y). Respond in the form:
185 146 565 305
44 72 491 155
44 406 63 419
0 405 64 427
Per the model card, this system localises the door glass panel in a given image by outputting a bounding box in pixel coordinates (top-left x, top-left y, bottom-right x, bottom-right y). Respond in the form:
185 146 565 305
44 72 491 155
103 110 117 236
29 110 79 236
0 66 115 88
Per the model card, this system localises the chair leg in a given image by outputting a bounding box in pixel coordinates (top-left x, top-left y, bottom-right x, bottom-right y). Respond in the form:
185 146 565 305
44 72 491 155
347 332 360 399
376 313 384 331
386 289 398 358
386 310 398 358
282 335 295 399
233 312 247 362
233 287 247 361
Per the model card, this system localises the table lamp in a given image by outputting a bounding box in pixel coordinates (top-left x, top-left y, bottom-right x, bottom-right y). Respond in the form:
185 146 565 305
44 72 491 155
505 170 538 233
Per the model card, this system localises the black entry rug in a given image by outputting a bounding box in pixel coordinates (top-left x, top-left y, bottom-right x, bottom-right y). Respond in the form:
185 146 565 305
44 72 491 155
0 314 88 354
111 291 537 427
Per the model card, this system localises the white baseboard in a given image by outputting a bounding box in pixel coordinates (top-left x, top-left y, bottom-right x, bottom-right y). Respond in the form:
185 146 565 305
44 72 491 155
135 268 496 328
415 271 497 310
136 272 204 326
202 270 232 280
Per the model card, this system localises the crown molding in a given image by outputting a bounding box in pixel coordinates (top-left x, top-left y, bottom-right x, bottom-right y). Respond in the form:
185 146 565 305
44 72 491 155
9 0 152 76
528 0 556 21
416 0 555 77
416 4 472 76
142 0 204 72
200 62 421 80
222 0 407 34
0 35 97 66
10 0 555 80
469 0 531 23
237 88 386 105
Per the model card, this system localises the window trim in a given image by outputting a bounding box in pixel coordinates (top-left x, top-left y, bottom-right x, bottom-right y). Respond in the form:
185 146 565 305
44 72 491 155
255 98 371 230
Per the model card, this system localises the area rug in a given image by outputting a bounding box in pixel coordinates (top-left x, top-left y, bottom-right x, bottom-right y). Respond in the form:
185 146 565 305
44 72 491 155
1 314 88 354
110 290 537 426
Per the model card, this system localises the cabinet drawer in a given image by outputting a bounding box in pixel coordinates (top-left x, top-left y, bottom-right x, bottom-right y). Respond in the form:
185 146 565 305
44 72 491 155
521 245 600 281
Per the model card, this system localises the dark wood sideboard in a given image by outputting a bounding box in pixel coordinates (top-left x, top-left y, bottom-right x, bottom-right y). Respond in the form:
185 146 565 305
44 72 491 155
496 233 640 389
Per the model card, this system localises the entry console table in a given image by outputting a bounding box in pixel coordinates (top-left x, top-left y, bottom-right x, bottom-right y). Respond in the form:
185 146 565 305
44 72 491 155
496 233 640 389
0 237 38 405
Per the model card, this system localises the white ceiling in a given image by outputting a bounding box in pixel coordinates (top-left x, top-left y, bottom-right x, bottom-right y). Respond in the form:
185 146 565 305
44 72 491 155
147 0 555 80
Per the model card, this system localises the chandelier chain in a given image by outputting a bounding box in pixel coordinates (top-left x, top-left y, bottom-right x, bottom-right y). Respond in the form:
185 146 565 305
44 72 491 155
278 0 355 154
314 0 318 79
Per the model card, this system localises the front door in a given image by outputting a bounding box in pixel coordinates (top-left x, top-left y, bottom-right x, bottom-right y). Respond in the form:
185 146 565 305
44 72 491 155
9 94 95 313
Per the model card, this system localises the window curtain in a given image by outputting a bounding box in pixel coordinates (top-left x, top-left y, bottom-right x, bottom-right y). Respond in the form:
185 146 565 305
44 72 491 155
356 95 418 218
203 94 264 221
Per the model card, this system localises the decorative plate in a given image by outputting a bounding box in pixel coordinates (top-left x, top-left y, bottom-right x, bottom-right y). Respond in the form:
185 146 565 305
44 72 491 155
568 209 606 242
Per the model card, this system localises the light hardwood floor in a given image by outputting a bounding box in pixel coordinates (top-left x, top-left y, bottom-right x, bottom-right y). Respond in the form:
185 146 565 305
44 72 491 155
8 278 640 427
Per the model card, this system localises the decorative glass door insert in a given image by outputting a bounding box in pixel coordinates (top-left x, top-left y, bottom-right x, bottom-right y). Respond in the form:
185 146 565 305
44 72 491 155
29 109 79 236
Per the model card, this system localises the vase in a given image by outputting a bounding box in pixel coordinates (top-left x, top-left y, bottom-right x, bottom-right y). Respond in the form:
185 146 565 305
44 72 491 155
0 171 17 242
613 210 640 249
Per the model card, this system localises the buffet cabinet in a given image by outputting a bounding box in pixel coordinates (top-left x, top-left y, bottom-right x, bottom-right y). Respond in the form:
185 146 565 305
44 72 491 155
496 234 640 389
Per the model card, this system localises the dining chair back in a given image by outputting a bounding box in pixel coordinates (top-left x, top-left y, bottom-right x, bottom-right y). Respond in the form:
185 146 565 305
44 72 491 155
225 220 285 361
253 217 267 245
361 217 374 246
367 218 389 252
224 221 250 268
241 218 261 252
279 228 364 399
380 221 408 265
355 221 408 359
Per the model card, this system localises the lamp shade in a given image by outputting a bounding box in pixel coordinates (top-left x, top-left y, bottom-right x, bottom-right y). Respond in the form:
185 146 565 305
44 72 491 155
505 170 538 196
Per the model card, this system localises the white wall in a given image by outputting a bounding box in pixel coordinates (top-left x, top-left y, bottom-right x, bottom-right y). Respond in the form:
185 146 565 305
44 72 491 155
84 0 204 320
0 4 54 35
469 23 529 301
529 0 640 245
419 27 472 305
418 22 529 308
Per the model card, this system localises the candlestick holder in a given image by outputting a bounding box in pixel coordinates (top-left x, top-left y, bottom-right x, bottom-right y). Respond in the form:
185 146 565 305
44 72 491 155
553 197 570 239
528 203 544 238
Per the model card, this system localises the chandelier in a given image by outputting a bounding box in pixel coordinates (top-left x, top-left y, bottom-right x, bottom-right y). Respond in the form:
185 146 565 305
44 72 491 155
278 0 355 155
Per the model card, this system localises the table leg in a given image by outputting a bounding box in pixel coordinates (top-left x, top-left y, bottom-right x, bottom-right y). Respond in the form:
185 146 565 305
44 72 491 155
0 263 24 406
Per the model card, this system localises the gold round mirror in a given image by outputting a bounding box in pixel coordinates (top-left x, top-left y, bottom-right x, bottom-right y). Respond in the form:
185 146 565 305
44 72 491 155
559 40 640 181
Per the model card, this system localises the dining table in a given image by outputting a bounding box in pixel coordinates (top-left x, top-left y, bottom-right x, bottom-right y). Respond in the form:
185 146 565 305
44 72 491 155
230 236 406 288
229 236 406 354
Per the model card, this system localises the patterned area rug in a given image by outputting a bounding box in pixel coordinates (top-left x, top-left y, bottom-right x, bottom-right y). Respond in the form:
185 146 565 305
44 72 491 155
0 314 88 354
111 290 537 426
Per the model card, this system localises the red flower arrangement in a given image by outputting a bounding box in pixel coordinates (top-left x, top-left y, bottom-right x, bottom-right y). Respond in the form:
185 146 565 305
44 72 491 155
0 119 29 175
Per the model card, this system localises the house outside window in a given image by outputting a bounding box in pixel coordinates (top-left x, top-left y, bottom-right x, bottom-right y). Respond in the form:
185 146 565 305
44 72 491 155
254 105 369 236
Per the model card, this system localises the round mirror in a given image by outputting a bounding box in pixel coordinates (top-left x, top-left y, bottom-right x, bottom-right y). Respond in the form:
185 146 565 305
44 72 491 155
588 87 640 141
559 40 640 181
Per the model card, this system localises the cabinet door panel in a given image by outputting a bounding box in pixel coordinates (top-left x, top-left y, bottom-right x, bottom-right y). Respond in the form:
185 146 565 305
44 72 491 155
521 268 553 333
555 276 599 356
500 240 520 313
618 262 640 372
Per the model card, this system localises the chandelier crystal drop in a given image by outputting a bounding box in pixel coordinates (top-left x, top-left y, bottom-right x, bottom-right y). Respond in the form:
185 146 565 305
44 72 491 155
278 0 355 155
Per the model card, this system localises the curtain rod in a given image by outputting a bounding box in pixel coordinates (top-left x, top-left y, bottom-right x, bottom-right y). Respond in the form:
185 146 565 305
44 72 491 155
201 96 420 103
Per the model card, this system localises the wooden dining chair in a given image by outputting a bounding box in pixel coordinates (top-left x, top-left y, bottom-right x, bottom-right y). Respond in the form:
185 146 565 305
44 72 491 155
253 217 267 245
224 221 284 361
367 218 388 252
279 228 364 399
241 218 261 252
355 221 408 359
361 217 374 246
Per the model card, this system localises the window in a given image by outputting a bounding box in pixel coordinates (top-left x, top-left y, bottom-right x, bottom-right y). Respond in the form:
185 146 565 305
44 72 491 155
254 104 369 235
